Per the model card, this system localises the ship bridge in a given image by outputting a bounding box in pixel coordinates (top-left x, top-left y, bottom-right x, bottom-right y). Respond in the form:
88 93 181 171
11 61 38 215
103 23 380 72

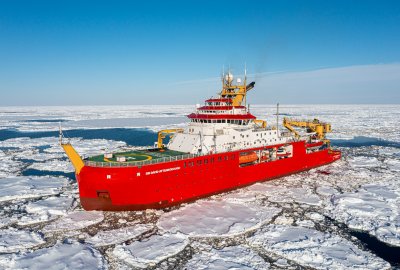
167 71 288 154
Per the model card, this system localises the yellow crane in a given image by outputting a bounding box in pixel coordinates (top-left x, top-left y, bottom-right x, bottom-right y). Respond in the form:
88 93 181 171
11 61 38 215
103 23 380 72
157 129 184 149
283 117 332 144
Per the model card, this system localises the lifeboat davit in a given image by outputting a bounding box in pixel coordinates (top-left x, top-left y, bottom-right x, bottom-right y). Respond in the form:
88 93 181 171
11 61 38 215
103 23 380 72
239 152 258 164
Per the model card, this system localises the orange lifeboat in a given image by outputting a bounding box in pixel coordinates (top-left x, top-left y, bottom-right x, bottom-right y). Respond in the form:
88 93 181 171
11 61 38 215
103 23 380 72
239 152 258 164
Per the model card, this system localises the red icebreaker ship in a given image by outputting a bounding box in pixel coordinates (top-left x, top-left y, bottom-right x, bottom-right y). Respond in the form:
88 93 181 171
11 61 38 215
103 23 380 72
61 71 341 211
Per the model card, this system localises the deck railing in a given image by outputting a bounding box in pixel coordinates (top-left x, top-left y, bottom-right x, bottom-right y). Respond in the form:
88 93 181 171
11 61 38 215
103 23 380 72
84 152 201 168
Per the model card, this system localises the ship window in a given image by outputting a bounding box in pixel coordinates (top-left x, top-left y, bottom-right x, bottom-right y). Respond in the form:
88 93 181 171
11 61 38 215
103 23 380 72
197 160 202 165
222 120 226 123
233 136 235 139
218 157 222 161
217 120 221 123
231 155 235 160
188 161 194 167
211 158 215 163
225 156 228 160
204 159 208 164
184 162 187 168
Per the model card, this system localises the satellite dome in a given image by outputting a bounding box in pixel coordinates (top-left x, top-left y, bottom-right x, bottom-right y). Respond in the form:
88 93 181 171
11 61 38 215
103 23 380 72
225 72 233 83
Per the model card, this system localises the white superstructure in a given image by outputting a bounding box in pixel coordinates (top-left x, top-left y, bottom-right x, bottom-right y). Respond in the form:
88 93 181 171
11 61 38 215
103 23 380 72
167 72 292 154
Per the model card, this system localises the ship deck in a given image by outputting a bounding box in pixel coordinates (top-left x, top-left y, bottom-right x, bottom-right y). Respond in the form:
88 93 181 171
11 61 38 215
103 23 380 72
87 149 187 163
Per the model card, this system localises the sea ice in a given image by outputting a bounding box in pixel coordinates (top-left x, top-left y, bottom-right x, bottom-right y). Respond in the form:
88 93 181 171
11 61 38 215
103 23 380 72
0 176 68 202
86 224 153 247
112 233 188 268
0 228 44 253
43 211 104 233
247 181 321 206
248 224 390 270
3 241 106 270
27 159 73 173
0 150 25 177
328 183 400 247
157 200 280 237
184 245 270 270
348 156 381 168
17 196 74 225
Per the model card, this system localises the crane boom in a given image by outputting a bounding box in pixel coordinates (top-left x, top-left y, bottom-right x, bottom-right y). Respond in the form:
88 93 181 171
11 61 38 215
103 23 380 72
283 117 331 142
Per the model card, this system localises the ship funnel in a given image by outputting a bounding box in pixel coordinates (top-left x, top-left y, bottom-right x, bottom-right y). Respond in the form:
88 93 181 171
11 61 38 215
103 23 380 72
246 82 255 92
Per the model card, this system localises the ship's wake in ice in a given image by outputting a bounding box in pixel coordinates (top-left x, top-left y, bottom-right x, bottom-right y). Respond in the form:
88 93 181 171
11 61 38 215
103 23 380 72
0 104 399 269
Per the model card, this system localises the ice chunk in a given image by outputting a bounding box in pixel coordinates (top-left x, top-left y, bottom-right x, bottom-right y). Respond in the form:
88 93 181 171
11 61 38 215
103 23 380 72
86 224 153 247
184 245 270 270
248 182 321 206
329 183 400 246
0 176 68 202
0 228 44 253
348 156 380 168
248 225 390 269
113 233 188 268
18 196 74 225
158 200 280 237
27 160 73 173
6 241 106 270
0 151 24 177
43 211 104 233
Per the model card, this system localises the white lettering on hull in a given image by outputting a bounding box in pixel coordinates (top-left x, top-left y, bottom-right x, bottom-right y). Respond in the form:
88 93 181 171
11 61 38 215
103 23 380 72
145 167 181 176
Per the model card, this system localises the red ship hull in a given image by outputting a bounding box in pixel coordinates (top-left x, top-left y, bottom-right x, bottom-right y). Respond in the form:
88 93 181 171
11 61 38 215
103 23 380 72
76 141 341 211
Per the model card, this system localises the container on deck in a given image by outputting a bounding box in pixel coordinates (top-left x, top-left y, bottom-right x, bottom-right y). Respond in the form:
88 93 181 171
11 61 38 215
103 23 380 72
116 156 126 162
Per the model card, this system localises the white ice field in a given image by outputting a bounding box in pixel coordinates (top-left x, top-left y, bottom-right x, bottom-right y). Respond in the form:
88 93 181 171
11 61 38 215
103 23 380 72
0 104 399 269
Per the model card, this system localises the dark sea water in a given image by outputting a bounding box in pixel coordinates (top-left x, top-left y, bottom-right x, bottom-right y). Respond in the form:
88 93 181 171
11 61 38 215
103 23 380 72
331 136 400 148
0 128 157 146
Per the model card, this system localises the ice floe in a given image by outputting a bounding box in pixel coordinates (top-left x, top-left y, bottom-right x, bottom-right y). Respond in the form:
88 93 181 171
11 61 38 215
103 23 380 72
2 241 106 270
329 183 400 247
0 228 44 253
86 224 153 247
0 176 68 202
247 181 321 206
17 196 74 225
158 200 280 237
184 245 270 270
248 224 390 269
43 211 104 233
112 233 188 268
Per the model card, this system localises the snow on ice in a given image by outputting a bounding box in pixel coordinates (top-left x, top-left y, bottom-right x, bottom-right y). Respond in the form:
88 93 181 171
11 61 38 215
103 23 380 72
158 200 280 237
112 233 189 268
248 224 391 270
0 241 105 270
329 183 400 247
0 228 44 253
184 245 270 270
86 224 153 247
43 211 104 233
17 196 74 225
0 176 68 202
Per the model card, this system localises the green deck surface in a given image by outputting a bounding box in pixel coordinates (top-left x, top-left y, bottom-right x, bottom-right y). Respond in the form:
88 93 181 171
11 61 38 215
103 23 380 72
88 149 186 163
